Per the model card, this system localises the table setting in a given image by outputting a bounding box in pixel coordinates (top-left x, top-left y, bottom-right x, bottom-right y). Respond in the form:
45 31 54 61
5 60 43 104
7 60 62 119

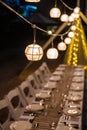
10 120 32 130
67 94 82 102
9 65 84 130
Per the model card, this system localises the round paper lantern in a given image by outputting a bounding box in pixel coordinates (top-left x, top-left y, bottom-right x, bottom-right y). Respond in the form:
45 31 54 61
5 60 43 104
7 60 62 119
46 48 58 59
70 25 76 31
74 7 80 14
64 37 71 45
25 44 43 61
68 31 74 38
60 14 68 22
50 7 61 18
57 42 67 51
68 15 74 22
71 12 79 19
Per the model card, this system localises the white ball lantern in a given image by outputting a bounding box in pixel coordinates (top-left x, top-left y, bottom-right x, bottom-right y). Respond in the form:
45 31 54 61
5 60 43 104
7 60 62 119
64 37 71 45
68 31 74 38
68 15 74 22
70 25 76 31
50 7 61 18
60 14 68 22
57 42 67 51
25 44 43 61
46 48 58 59
74 7 80 14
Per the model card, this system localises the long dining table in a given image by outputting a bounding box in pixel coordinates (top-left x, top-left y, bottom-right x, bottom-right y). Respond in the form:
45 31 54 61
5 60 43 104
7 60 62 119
10 65 85 130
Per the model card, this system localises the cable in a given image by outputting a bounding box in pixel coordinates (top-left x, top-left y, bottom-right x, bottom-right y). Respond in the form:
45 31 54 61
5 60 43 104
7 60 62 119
0 0 72 37
59 0 74 11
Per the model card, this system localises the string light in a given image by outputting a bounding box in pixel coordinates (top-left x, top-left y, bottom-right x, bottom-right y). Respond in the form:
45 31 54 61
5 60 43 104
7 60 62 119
1 0 87 65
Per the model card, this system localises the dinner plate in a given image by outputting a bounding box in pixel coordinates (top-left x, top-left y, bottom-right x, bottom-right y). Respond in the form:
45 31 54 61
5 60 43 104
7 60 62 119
67 95 82 101
10 121 32 130
63 107 81 116
26 103 44 111
49 76 61 81
72 77 84 82
56 125 77 130
70 86 83 91
68 102 80 109
44 82 57 89
36 92 51 99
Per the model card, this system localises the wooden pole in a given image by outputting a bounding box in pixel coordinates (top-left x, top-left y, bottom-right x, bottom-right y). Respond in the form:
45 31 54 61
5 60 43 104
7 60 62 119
80 11 87 25
43 22 67 50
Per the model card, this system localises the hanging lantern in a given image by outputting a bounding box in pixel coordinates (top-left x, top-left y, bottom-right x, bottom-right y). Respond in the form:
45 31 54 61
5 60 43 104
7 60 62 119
57 42 67 51
70 25 76 31
46 48 58 59
74 7 80 14
25 44 43 61
60 14 68 22
25 0 40 2
50 7 61 18
71 12 79 19
64 37 71 45
68 15 74 22
25 25 43 61
68 31 74 38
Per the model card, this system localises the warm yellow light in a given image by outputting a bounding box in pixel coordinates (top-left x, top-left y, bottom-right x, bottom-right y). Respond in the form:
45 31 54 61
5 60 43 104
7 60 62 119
50 7 61 18
64 37 71 45
46 48 58 59
25 0 40 2
25 44 43 61
60 14 68 22
57 42 67 51
47 30 52 35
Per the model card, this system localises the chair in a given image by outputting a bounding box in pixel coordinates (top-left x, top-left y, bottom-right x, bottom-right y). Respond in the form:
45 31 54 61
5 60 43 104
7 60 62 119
34 69 46 88
26 74 41 94
5 87 25 121
0 99 13 130
18 80 35 106
39 62 51 82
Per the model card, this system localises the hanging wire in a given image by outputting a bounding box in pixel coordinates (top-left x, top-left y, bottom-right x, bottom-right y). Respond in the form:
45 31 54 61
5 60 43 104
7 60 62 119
32 25 36 44
0 0 73 37
59 0 74 11
52 39 54 48
54 0 57 7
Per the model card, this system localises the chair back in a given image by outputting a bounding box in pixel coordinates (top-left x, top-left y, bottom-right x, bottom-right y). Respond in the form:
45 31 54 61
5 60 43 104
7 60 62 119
5 87 25 120
0 99 12 130
18 80 35 105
